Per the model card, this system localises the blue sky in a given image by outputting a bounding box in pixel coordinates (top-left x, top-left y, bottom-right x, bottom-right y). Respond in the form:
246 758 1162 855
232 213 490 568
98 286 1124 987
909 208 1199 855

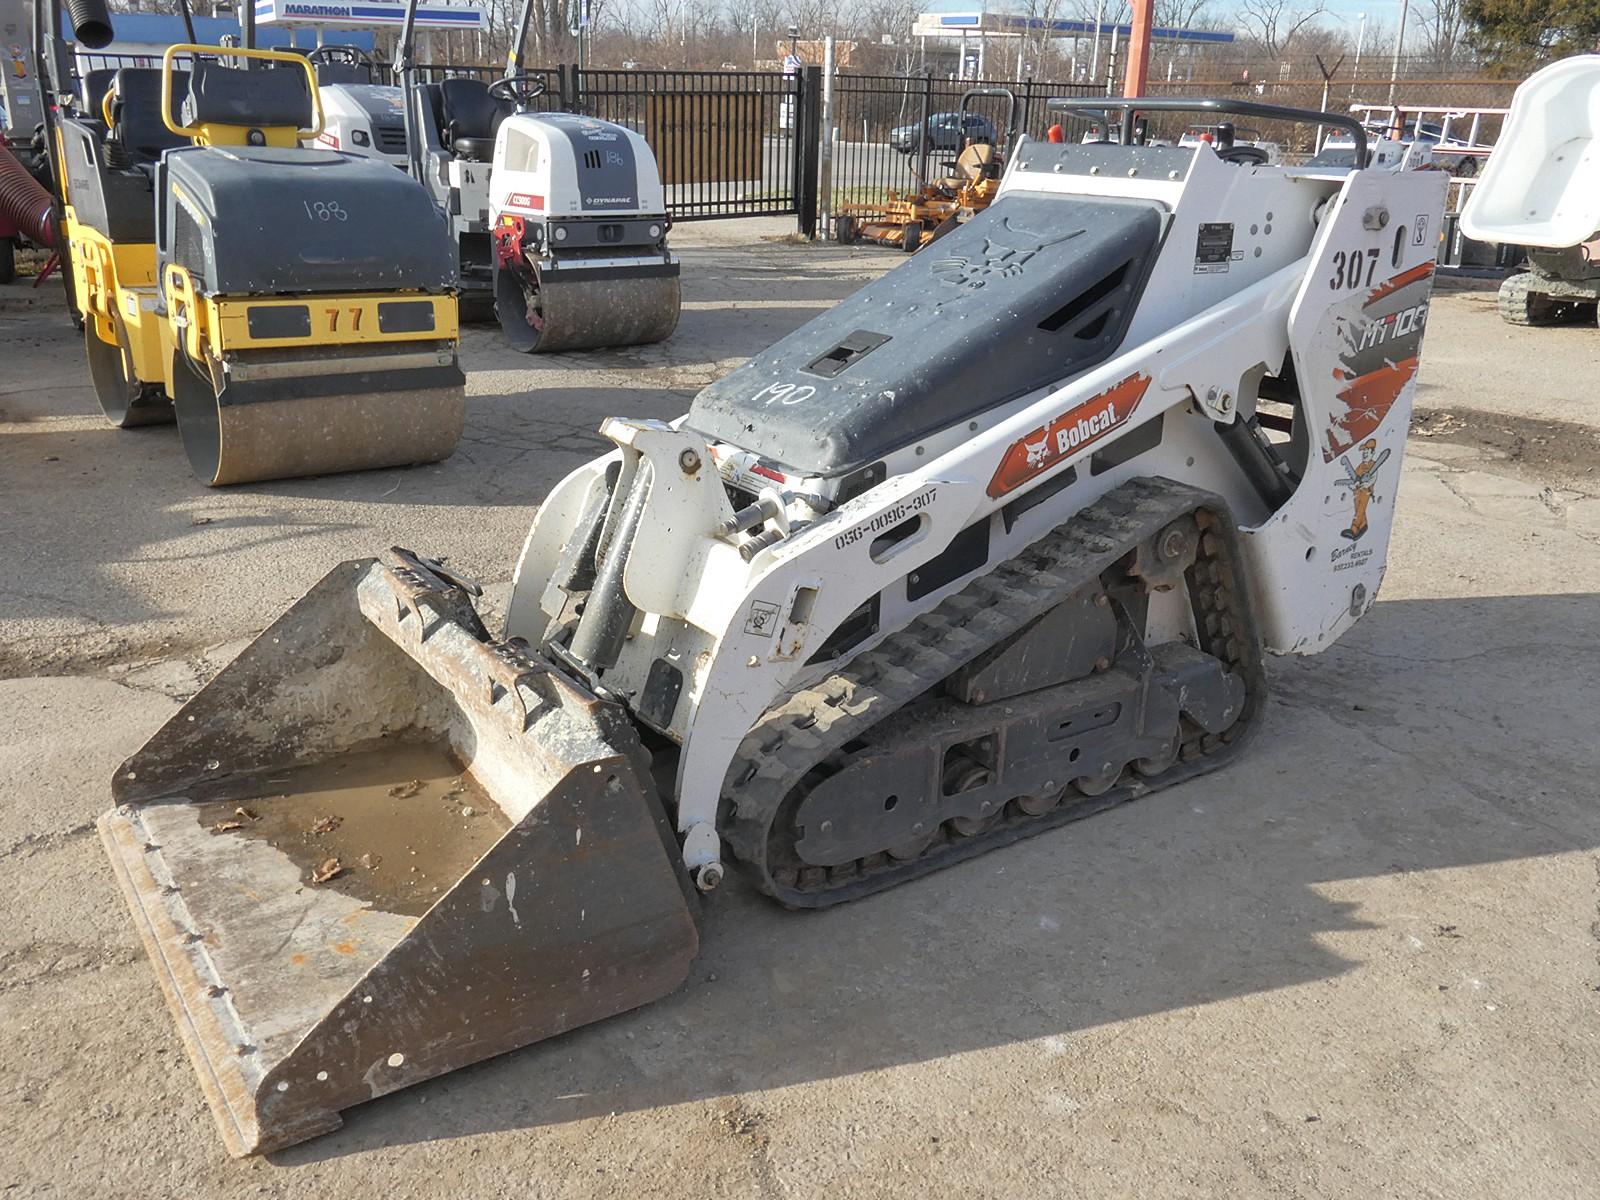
1318 0 1401 39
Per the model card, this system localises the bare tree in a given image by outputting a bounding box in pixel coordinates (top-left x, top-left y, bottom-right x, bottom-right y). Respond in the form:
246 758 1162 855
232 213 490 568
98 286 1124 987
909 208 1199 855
495 0 611 60
1416 0 1465 66
856 0 923 72
1236 0 1328 56
1155 0 1217 32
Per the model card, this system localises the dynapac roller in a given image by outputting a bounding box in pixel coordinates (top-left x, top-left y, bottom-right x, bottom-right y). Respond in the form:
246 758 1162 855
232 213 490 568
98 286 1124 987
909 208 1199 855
100 98 1446 1153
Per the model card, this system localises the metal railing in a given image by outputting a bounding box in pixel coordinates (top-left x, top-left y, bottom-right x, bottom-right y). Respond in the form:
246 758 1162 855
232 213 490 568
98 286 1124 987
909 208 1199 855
1145 77 1519 154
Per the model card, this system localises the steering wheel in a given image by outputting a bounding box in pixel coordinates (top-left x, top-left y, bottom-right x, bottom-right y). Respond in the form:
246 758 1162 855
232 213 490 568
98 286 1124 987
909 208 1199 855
1218 144 1270 166
307 45 374 70
488 73 548 109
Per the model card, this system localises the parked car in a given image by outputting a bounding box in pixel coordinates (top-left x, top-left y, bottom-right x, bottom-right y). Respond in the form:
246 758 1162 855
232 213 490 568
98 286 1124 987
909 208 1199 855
889 110 997 154
1177 125 1283 164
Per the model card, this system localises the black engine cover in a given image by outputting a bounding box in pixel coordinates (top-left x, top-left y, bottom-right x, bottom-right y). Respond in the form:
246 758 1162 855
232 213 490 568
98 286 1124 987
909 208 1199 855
686 193 1166 476
158 145 456 295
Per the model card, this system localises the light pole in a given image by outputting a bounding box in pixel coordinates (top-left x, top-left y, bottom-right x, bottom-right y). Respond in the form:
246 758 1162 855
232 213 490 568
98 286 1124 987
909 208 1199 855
1089 0 1106 81
1388 0 1409 105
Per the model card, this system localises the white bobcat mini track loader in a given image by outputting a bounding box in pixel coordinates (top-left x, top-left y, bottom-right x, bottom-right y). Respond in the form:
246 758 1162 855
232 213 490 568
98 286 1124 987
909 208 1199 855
99 98 1446 1155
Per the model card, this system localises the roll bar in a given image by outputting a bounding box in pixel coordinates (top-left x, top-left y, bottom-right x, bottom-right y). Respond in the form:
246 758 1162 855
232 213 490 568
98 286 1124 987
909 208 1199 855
1047 96 1368 165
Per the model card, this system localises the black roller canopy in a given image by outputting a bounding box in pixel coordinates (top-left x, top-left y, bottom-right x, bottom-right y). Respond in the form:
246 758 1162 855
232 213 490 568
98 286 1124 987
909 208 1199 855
686 193 1166 477
160 146 456 295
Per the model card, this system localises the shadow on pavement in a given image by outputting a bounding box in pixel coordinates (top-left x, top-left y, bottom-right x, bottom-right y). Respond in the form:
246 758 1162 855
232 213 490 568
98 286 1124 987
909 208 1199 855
268 590 1600 1163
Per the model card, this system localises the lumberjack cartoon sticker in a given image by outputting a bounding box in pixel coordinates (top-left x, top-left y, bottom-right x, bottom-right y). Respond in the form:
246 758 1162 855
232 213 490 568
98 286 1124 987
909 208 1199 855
1324 261 1436 462
1335 438 1391 542
987 373 1151 498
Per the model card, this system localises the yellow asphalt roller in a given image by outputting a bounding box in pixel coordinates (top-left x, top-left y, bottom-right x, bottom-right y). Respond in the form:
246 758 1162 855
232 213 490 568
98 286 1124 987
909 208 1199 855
41 25 465 485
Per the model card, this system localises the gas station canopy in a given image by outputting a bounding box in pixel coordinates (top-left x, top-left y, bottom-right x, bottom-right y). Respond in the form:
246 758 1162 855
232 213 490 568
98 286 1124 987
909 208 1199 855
253 0 485 32
913 0 1235 45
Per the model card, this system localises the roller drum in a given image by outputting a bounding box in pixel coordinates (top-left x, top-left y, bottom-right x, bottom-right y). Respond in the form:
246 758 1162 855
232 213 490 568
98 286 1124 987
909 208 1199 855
170 346 466 487
496 263 680 354
85 321 174 428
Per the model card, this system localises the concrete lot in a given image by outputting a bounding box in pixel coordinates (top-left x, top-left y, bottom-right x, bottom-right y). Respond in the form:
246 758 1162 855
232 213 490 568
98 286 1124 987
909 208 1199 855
3 220 1599 1198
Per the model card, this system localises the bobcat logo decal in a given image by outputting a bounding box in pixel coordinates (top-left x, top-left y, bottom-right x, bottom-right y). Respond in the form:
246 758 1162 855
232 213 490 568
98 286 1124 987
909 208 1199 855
931 219 1086 291
987 373 1153 498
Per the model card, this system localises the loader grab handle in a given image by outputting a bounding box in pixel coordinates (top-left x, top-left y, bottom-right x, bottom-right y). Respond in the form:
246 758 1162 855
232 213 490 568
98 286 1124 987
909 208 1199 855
1049 95 1367 164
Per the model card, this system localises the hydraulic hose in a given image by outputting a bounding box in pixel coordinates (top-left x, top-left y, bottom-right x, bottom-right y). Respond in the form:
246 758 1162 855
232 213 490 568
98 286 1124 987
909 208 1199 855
64 0 113 48
0 142 55 247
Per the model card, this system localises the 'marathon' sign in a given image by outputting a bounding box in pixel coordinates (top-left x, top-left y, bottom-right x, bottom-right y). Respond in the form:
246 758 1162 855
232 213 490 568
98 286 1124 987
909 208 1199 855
254 0 486 29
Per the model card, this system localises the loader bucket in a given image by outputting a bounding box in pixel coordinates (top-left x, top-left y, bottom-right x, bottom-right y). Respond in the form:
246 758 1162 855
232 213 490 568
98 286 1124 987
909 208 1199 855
98 555 698 1156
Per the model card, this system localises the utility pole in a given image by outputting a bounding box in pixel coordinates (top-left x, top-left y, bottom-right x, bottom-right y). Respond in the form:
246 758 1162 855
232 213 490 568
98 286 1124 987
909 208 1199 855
1388 0 1409 105
1121 0 1153 97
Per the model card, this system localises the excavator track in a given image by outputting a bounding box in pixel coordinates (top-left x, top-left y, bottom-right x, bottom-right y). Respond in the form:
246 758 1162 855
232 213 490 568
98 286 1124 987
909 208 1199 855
721 476 1267 909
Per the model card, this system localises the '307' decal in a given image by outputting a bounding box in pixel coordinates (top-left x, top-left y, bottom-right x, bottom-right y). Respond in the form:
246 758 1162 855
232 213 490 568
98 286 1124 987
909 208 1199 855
1330 247 1380 290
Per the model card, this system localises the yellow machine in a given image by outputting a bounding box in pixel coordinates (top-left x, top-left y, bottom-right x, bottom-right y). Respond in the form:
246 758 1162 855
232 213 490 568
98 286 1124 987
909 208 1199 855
835 88 1017 253
44 28 464 484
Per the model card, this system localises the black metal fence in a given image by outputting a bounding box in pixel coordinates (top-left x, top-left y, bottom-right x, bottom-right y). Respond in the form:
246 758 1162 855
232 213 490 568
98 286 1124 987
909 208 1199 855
332 60 814 223
827 74 1096 209
572 68 814 223
69 52 816 224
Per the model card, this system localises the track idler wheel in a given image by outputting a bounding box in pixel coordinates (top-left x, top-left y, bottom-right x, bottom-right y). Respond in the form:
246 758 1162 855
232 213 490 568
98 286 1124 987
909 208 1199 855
887 830 937 861
1133 736 1179 778
1012 789 1063 818
1072 760 1124 797
945 753 1000 836
84 318 173 427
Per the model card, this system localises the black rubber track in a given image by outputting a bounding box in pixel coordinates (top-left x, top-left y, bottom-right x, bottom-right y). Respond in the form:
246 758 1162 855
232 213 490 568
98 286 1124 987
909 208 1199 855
720 476 1268 909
